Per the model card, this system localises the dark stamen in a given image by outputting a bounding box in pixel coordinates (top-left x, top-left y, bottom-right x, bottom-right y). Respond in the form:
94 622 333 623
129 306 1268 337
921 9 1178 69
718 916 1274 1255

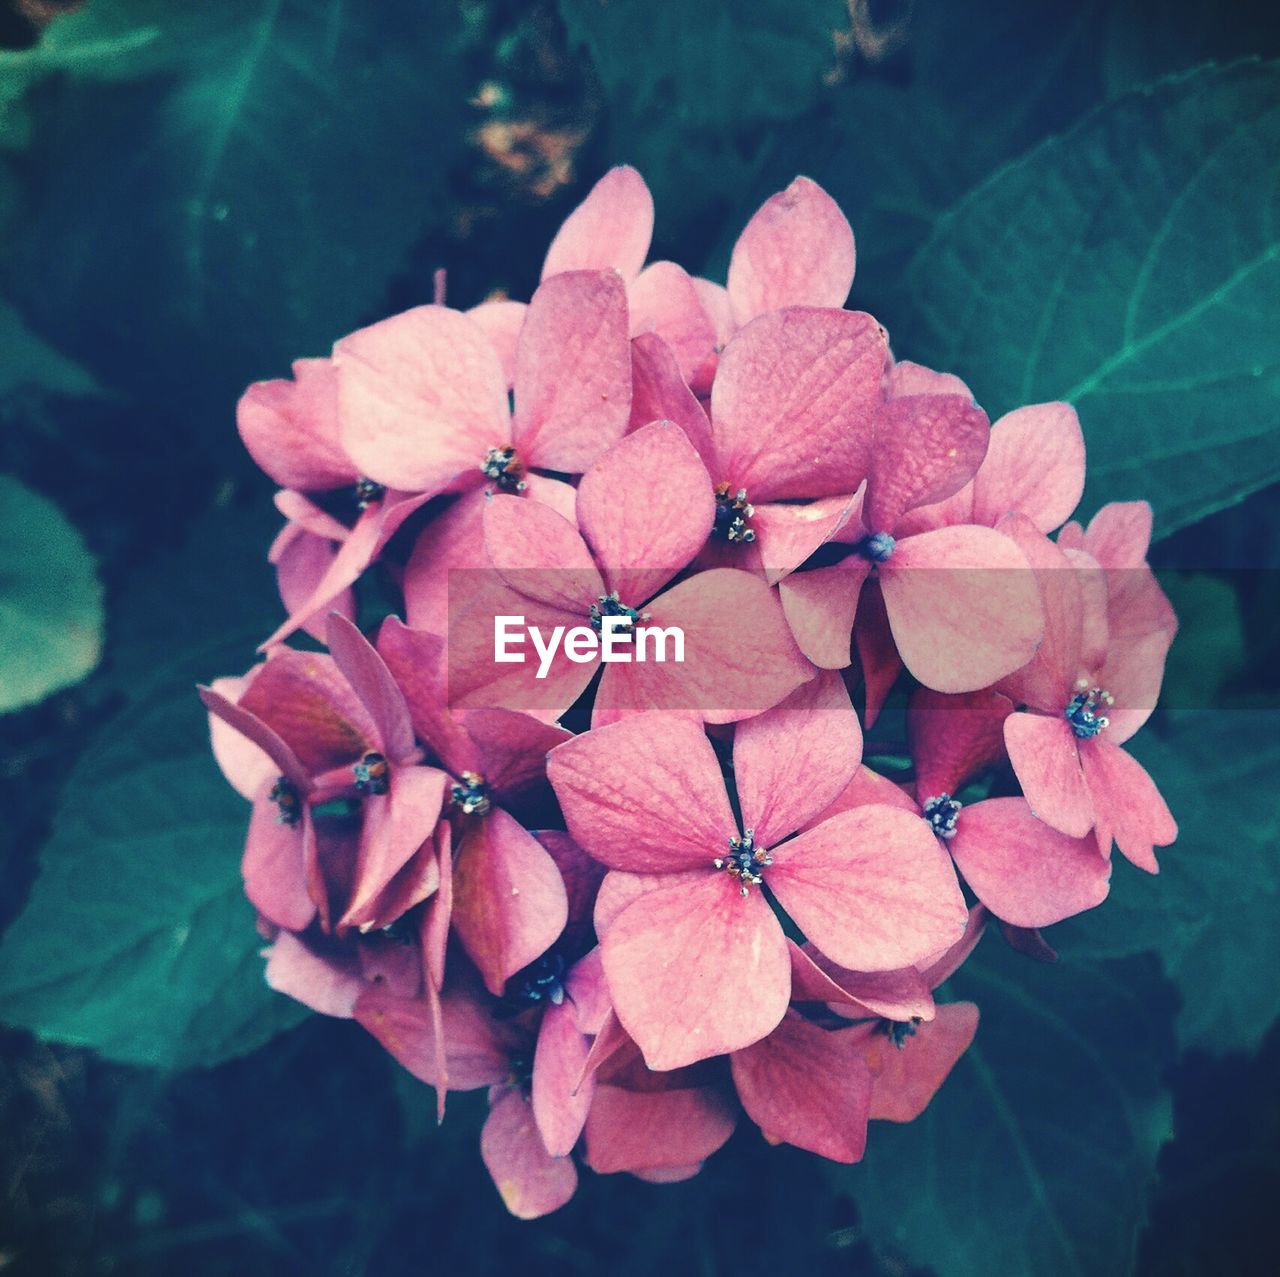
450 771 491 816
589 591 646 634
269 776 302 826
922 793 962 840
712 484 756 544
354 477 386 510
714 828 772 896
481 445 527 493
353 751 390 796
857 531 896 564
1064 679 1113 739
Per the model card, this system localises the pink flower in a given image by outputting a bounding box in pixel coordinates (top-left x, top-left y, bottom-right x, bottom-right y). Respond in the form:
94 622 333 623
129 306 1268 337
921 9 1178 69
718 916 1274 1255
203 615 449 935
548 673 968 1070
449 419 812 724
377 617 571 994
778 374 1046 693
999 515 1177 870
906 686 1112 927
355 960 598 1219
542 168 855 394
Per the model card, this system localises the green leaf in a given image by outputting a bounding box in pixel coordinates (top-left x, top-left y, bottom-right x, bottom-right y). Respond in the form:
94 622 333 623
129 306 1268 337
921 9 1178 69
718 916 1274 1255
848 944 1177 1277
898 60 1280 539
557 0 847 134
1158 572 1248 710
0 496 305 1068
0 0 472 436
0 475 103 713
1058 710 1280 1055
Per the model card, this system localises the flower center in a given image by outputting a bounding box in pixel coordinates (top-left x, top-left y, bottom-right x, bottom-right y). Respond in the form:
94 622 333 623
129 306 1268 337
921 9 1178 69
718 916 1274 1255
353 751 390 796
590 591 646 634
857 531 896 563
269 776 302 826
922 793 962 840
450 770 491 816
480 445 527 493
712 484 756 544
881 1018 921 1049
1064 680 1113 739
714 828 772 896
354 477 386 509
502 952 566 1012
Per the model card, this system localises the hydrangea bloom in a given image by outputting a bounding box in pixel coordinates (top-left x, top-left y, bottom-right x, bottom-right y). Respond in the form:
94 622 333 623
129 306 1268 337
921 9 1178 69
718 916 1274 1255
205 166 1177 1217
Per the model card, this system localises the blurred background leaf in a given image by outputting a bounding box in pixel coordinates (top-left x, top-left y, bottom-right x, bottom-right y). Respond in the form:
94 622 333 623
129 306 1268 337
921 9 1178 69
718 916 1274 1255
0 495 300 1067
896 60 1280 538
0 474 102 713
0 0 475 455
843 946 1178 1277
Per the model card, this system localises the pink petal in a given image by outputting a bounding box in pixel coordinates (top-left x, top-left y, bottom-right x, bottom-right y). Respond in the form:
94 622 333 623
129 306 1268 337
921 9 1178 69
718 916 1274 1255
403 490 492 637
274 489 351 542
583 1084 737 1174
908 687 1013 799
888 360 971 399
562 945 612 1034
752 496 856 584
541 165 653 281
482 493 604 611
200 683 310 795
689 277 734 395
731 1012 872 1163
993 514 1084 713
865 1002 979 1122
592 868 707 938
547 715 735 872
629 260 718 385
375 617 471 773
779 562 867 669
244 793 315 931
802 764 919 829
466 299 527 389
629 332 716 467
445 580 596 719
880 525 1044 693
919 904 990 988
602 872 790 1069
264 932 363 1018
421 823 452 991
734 670 863 847
334 306 509 492
357 841 442 935
791 942 935 1021
1081 501 1153 569
949 797 1110 927
726 177 856 326
325 614 417 765
531 1000 595 1157
481 1089 577 1219
463 710 571 804
971 403 1085 533
260 492 433 648
272 525 355 644
205 675 276 800
576 420 715 603
769 806 968 971
536 831 606 946
709 308 887 501
1095 630 1172 745
864 395 990 532
853 580 901 726
1003 712 1094 838
451 807 570 994
354 985 510 1090
594 568 814 725
339 766 448 931
236 358 357 492
1079 739 1176 872
236 649 377 776
511 271 632 473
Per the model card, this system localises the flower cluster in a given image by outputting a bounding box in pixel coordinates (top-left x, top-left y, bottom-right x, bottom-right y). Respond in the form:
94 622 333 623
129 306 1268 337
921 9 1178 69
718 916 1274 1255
205 168 1177 1217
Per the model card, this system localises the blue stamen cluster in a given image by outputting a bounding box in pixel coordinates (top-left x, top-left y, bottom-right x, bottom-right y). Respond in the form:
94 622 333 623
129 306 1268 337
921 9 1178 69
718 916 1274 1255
714 828 773 896
1064 679 1113 739
922 793 962 840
